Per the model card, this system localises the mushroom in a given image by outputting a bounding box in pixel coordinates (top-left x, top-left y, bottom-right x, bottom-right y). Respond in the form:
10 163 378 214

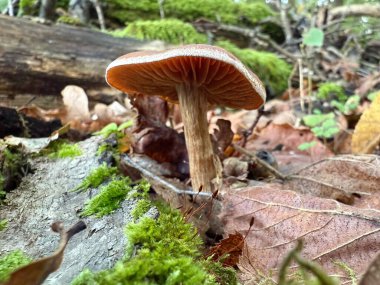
106 44 266 192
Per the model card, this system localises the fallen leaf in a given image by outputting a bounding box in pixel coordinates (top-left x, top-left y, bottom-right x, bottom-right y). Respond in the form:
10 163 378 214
212 119 234 157
246 123 333 162
221 187 380 284
360 250 380 285
206 232 244 267
130 93 169 123
286 155 380 208
1 221 86 285
356 72 380 97
132 116 189 178
61 85 90 122
352 93 380 154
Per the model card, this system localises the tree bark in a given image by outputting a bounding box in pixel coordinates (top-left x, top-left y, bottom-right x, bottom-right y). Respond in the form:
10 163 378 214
39 0 56 20
330 4 380 20
0 15 168 97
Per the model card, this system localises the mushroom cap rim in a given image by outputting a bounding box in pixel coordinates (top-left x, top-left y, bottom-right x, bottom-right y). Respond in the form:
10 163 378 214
106 45 266 103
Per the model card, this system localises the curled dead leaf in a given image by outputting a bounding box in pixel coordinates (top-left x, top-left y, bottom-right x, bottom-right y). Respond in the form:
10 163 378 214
1 221 86 285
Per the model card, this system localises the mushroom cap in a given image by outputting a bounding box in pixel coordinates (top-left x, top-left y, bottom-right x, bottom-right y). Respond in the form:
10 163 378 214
106 44 266 110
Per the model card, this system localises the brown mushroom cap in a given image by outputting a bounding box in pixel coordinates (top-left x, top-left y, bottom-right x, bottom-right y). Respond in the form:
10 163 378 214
106 44 266 110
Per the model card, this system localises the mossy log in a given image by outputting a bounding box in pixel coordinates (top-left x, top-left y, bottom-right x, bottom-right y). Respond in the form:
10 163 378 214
0 15 167 97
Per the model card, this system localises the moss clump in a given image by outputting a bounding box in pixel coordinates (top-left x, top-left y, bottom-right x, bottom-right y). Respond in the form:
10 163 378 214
131 199 152 221
81 178 150 217
72 163 118 192
106 0 274 26
217 40 291 95
202 258 238 285
316 83 346 102
81 177 133 217
0 219 8 231
57 15 84 26
0 250 31 282
0 146 28 194
112 19 207 45
71 206 232 284
46 140 82 159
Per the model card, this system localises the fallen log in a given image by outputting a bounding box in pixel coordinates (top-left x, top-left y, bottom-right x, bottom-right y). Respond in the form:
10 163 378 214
0 15 167 97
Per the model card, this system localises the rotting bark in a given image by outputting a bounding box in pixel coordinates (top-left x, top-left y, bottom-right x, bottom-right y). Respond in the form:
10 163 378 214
0 136 157 284
0 15 168 97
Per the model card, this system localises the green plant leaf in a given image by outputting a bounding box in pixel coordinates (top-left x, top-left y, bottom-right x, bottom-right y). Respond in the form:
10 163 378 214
303 112 334 128
298 141 317 151
303 28 324 47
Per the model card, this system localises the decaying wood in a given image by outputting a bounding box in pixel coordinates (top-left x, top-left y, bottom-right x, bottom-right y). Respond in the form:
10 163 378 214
0 15 167 97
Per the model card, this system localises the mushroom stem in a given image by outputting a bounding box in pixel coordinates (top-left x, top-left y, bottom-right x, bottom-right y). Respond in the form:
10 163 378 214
177 84 221 192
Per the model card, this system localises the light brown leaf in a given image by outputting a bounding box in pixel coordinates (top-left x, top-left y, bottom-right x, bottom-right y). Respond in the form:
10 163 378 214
1 221 86 285
352 93 380 154
61 85 90 122
221 187 380 284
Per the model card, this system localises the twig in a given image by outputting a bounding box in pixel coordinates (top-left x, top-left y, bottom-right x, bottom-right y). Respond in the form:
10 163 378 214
298 58 305 113
122 155 212 197
241 106 264 148
90 0 106 31
232 144 286 180
232 145 369 197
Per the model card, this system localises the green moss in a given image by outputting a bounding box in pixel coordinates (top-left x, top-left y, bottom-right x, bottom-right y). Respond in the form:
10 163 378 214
72 163 118 192
112 19 207 45
0 250 32 282
0 219 7 231
47 141 82 159
131 199 152 221
0 146 28 194
317 83 346 102
57 15 84 26
217 40 291 95
72 206 230 285
81 177 133 217
202 257 238 285
105 0 274 26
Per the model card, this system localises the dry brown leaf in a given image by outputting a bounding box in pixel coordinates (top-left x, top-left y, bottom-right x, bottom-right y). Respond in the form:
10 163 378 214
221 187 380 284
1 221 86 285
356 72 380 97
352 93 380 154
206 232 244 267
130 93 169 124
61 85 90 122
287 155 380 209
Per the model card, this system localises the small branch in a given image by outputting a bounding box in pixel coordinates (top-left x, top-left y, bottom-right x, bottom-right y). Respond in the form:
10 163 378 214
232 144 286 180
241 106 264 148
90 0 106 31
276 0 293 44
330 4 380 20
122 155 212 197
298 58 305 113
